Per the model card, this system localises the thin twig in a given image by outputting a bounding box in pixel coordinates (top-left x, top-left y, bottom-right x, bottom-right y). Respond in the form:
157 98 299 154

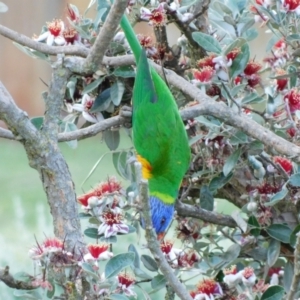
0 266 35 290
82 0 128 72
176 201 237 228
138 179 193 300
0 24 88 57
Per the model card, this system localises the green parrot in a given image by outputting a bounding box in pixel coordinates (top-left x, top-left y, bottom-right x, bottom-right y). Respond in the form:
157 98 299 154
120 16 190 236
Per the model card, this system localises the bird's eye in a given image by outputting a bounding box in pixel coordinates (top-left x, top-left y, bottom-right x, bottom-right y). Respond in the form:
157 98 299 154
160 217 166 225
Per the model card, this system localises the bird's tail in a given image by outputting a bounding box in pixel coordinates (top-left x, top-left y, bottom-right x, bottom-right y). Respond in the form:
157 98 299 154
120 15 142 63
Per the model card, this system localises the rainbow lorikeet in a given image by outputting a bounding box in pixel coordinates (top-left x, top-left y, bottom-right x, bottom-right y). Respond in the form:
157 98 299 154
120 16 190 236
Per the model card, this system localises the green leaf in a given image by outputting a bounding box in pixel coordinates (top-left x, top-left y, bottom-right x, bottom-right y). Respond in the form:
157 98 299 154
243 28 258 41
247 140 264 155
109 294 129 300
241 92 263 105
84 228 99 239
222 244 241 262
289 173 300 187
64 122 78 149
151 274 167 290
30 117 44 129
90 88 111 113
132 266 152 280
266 224 292 244
13 42 49 61
230 83 247 97
128 244 140 269
223 148 241 176
114 66 135 78
195 116 221 128
248 215 260 227
14 289 42 299
209 172 233 193
212 1 233 14
78 212 91 218
230 130 248 145
200 185 214 211
141 254 158 272
283 261 294 292
290 223 300 247
112 151 128 179
105 253 135 278
240 19 255 36
248 215 260 236
288 65 298 89
100 236 117 243
103 129 120 151
46 278 55 298
110 81 125 106
192 32 222 54
231 211 247 233
229 42 250 78
82 77 105 94
267 239 280 267
81 262 100 280
265 187 288 207
261 285 285 300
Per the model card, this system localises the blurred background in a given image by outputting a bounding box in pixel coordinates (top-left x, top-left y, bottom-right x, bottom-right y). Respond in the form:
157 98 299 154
0 1 267 298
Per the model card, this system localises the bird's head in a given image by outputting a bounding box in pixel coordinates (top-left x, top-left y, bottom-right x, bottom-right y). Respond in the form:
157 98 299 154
140 196 174 239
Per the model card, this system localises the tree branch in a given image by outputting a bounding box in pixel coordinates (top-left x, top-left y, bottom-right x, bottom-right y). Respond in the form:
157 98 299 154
0 72 84 254
0 266 35 290
0 24 88 57
287 233 300 300
82 0 128 72
139 179 193 300
175 201 237 228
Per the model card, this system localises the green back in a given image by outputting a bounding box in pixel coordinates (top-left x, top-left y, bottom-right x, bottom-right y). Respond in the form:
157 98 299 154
133 50 190 199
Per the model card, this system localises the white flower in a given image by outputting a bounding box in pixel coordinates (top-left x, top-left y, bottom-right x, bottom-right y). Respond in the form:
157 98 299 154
35 19 65 46
98 209 129 238
72 94 104 123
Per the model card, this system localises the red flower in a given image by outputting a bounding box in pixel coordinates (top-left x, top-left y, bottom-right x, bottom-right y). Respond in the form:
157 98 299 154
257 182 281 194
63 28 78 44
234 76 242 85
244 61 262 76
193 67 214 83
276 69 288 91
197 54 217 68
274 156 293 174
285 88 300 112
160 240 174 254
283 0 300 11
78 177 122 207
196 278 223 295
118 272 135 287
243 266 254 279
287 127 296 137
43 238 63 249
206 84 221 96
247 73 261 87
274 38 287 50
87 244 109 259
178 250 199 268
226 47 240 61
47 19 63 37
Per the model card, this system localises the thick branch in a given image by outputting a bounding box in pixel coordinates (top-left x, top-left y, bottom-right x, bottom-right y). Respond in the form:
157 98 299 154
287 233 300 300
176 201 237 228
0 75 84 254
82 0 128 72
0 266 35 290
139 179 193 300
0 24 88 57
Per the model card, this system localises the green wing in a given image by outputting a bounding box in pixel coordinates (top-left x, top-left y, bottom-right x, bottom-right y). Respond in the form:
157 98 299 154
120 16 190 201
